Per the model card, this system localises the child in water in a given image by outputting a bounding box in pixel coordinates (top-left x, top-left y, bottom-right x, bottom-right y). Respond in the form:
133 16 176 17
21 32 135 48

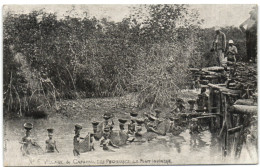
73 124 83 156
100 127 119 151
45 128 59 153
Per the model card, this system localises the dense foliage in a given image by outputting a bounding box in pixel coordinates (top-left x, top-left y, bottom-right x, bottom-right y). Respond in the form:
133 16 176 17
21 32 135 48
3 5 247 115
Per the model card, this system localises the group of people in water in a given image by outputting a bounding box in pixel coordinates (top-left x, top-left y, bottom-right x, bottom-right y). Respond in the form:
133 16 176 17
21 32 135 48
20 90 209 156
20 123 59 155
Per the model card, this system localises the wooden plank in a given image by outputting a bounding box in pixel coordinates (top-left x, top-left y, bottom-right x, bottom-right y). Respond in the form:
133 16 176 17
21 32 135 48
230 105 258 114
222 92 240 97
196 115 216 119
202 113 223 117
209 84 241 95
227 125 243 134
202 66 225 72
234 99 257 106
189 68 200 72
208 83 223 89
205 75 218 79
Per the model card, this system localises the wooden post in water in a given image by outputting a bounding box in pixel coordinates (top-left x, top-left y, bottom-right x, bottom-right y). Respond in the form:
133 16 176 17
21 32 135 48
208 87 213 132
216 91 222 130
222 94 228 157
225 94 233 157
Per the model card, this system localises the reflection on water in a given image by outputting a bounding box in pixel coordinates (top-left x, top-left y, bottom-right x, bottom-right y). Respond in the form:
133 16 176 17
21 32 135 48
4 116 257 166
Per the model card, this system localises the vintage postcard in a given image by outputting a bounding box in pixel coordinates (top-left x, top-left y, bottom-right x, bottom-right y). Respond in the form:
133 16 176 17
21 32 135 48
3 4 258 166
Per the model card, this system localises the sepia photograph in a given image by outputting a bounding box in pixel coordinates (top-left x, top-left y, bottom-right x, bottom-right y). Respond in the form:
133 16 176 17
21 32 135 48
3 3 258 166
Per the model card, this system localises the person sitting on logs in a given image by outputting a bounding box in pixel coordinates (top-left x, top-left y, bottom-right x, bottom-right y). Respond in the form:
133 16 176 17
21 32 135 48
172 98 185 113
45 128 59 153
20 123 43 156
194 75 201 90
197 87 208 112
100 127 119 151
188 100 196 113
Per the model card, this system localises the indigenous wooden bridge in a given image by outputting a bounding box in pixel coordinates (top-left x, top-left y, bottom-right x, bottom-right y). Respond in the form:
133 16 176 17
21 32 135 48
189 62 257 159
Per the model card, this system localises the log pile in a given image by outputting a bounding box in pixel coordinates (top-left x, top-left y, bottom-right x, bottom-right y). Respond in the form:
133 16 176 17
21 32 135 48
229 62 257 99
189 66 227 86
189 63 257 100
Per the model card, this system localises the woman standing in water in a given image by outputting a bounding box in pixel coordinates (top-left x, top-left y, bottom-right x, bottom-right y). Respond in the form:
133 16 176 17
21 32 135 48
20 123 43 156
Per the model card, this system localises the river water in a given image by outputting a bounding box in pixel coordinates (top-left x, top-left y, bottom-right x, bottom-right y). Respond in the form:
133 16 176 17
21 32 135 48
4 114 258 166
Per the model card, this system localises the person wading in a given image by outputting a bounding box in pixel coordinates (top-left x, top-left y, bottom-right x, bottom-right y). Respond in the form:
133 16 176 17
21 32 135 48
45 128 59 153
73 124 83 156
20 123 43 156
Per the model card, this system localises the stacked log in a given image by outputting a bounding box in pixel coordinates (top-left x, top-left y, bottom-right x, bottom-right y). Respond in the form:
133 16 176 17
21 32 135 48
189 66 227 87
229 105 257 114
230 62 257 98
201 66 226 84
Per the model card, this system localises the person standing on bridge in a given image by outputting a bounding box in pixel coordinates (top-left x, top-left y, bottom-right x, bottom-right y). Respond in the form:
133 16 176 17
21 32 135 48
211 26 226 67
226 40 238 63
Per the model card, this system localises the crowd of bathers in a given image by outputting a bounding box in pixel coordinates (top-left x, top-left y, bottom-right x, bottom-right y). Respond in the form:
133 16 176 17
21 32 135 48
20 93 208 156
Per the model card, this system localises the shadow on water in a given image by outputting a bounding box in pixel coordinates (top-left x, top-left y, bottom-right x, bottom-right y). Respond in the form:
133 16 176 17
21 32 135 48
4 115 257 166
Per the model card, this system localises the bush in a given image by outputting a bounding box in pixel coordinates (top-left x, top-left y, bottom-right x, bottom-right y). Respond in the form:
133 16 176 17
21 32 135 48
3 5 247 112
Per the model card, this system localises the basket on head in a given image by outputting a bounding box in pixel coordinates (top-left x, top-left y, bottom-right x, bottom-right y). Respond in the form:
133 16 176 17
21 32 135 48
130 111 138 117
118 119 127 124
74 124 82 131
91 121 100 126
136 118 144 125
102 112 112 120
24 123 33 131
